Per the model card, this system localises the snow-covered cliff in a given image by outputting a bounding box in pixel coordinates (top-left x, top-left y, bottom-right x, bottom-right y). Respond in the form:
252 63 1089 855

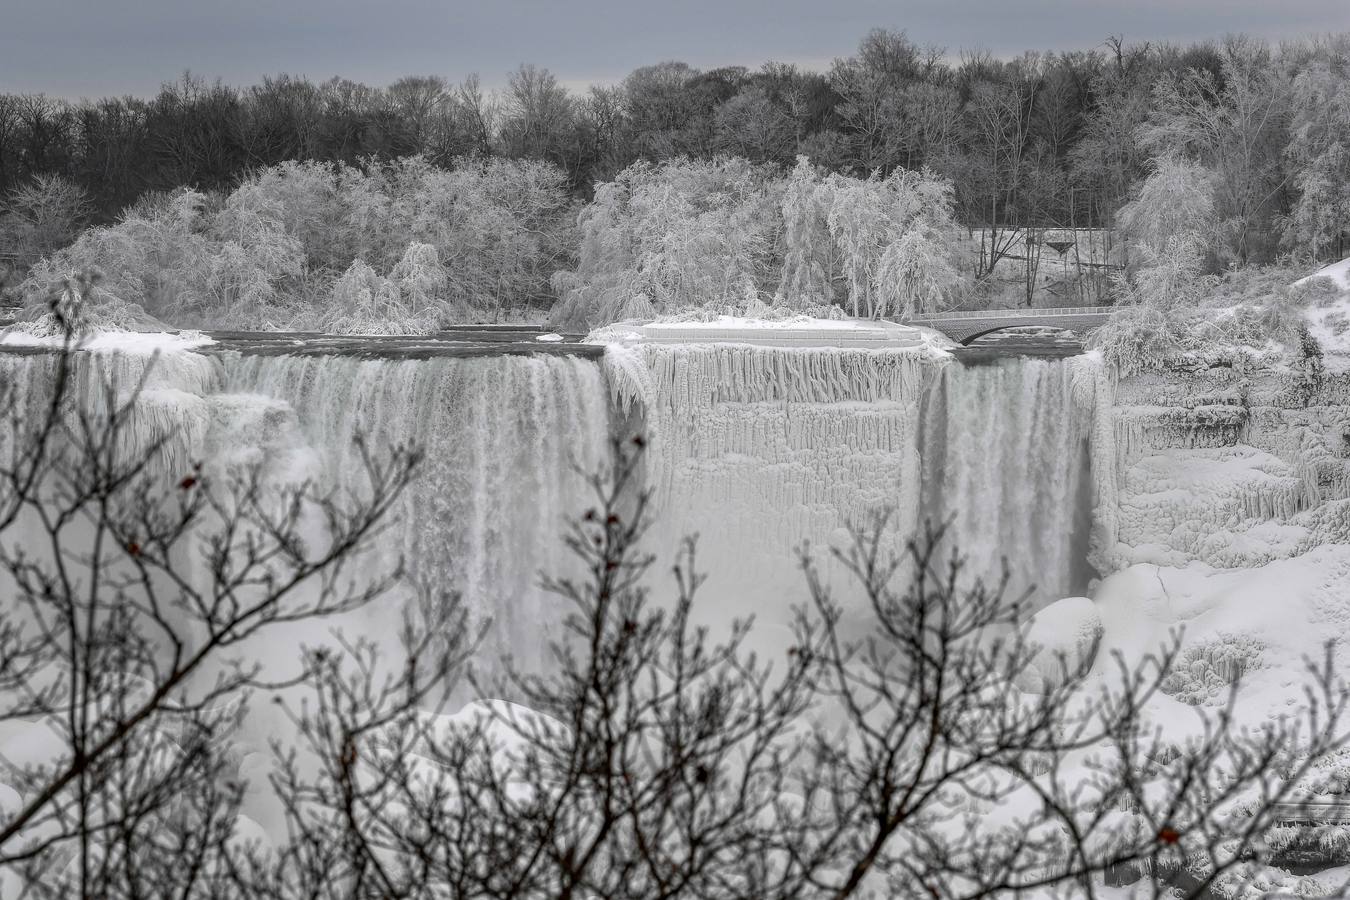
1100 366 1350 570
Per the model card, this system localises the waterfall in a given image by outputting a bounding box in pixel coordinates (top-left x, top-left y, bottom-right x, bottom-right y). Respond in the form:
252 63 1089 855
0 349 223 485
3 339 1101 680
222 353 612 681
607 342 1099 628
919 357 1097 604
607 341 940 632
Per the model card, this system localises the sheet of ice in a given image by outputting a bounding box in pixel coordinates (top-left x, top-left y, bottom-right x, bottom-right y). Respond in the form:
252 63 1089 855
594 315 956 354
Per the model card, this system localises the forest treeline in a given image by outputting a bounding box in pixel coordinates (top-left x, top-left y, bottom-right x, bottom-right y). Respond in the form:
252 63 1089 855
1 29 1349 328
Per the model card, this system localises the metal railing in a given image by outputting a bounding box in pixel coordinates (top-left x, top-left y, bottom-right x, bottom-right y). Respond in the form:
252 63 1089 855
908 305 1116 321
1269 800 1350 824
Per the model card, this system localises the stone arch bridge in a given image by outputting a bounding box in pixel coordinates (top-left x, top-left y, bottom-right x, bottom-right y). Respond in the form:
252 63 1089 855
904 306 1115 345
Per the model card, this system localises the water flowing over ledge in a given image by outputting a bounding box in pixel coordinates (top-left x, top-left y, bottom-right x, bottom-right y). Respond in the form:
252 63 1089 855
3 331 1111 666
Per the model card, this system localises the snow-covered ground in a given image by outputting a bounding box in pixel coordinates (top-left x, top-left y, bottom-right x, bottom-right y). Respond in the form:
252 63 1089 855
592 313 956 353
0 328 215 354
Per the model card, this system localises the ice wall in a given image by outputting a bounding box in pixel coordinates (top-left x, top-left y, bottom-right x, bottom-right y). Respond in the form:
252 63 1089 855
606 342 935 628
607 341 1101 628
0 348 223 485
1101 367 1350 570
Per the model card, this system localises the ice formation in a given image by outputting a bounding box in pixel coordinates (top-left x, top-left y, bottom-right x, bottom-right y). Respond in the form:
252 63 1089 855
1100 363 1350 571
605 339 935 627
601 328 1106 631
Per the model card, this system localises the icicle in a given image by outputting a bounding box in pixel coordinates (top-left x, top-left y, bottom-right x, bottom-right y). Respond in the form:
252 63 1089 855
613 341 941 616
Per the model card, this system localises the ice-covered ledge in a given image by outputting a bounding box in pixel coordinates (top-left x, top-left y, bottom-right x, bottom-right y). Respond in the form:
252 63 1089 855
598 315 953 351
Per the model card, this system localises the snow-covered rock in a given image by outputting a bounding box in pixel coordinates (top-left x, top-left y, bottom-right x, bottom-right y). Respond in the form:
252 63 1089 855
1020 596 1103 692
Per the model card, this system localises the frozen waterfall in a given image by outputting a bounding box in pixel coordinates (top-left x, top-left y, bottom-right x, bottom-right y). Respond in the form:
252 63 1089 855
605 340 1101 630
2 338 1103 687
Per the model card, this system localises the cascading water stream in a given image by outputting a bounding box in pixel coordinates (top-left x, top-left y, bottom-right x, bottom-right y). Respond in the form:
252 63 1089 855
919 357 1098 604
221 352 613 679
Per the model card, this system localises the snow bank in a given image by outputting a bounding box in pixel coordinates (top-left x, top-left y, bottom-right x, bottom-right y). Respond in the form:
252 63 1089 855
1020 596 1103 692
1093 545 1350 728
1295 257 1350 293
0 328 216 354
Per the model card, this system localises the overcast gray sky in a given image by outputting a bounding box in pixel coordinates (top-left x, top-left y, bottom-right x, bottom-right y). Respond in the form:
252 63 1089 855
4 0 1349 99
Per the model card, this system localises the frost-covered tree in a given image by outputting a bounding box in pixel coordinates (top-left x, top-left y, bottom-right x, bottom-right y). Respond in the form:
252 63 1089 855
875 227 960 319
21 189 215 322
1282 36 1350 261
1139 37 1291 265
19 186 304 328
822 166 961 318
775 156 835 308
551 157 782 330
358 156 575 319
0 175 91 275
822 174 889 317
552 155 962 328
205 187 304 321
15 156 574 329
218 159 365 273
319 257 411 333
1116 155 1217 308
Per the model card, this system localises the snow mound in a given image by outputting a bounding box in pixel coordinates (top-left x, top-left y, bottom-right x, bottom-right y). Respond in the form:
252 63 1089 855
1020 596 1103 692
1295 257 1350 293
1093 545 1350 728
